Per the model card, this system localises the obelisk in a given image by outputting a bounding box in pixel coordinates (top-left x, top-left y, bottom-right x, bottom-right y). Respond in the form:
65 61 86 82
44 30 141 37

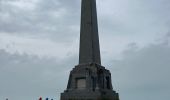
79 0 101 65
60 0 119 100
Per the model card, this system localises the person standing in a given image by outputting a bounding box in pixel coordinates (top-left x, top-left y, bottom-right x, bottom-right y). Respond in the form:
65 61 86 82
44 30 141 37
39 97 42 100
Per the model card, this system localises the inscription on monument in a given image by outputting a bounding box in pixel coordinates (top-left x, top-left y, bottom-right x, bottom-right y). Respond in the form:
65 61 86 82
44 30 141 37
76 78 86 89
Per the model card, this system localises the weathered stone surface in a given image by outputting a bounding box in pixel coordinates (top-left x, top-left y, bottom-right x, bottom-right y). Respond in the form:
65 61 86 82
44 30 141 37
61 63 119 100
79 0 101 65
60 0 119 100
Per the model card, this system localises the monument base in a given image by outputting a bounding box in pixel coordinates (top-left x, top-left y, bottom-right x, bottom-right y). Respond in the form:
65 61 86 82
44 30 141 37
61 89 119 100
60 63 119 100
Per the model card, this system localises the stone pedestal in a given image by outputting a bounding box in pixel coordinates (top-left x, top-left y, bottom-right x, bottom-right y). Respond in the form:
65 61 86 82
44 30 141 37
60 63 119 100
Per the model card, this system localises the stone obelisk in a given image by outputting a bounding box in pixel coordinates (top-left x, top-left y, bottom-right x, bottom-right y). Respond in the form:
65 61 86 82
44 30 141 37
60 0 119 100
79 0 101 65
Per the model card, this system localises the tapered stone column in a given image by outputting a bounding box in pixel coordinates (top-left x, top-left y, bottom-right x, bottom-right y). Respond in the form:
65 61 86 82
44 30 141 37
60 0 119 100
79 0 101 65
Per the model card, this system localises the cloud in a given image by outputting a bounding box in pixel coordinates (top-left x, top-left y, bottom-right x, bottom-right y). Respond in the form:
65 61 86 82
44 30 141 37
0 33 79 58
98 0 170 45
1 0 170 59
0 33 169 100
0 49 78 100
0 0 80 41
109 34 170 100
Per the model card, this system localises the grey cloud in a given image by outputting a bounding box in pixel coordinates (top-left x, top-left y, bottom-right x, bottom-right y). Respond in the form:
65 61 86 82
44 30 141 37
0 0 81 42
98 0 170 37
0 49 77 100
1 38 170 100
1 0 170 43
109 37 170 100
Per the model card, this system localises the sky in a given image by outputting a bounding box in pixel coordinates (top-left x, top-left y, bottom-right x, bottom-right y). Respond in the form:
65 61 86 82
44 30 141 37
0 0 170 100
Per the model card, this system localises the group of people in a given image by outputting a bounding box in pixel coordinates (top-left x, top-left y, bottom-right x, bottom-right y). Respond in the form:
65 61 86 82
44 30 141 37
5 97 54 100
39 97 54 100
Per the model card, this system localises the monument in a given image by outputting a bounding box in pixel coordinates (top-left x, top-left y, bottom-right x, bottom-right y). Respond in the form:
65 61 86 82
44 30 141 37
60 0 119 100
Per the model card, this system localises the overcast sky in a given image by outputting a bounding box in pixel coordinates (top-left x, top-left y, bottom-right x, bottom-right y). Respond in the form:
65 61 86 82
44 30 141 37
0 0 170 100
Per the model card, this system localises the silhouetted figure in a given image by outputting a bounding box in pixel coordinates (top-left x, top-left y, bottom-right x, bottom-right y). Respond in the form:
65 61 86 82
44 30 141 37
39 97 42 100
46 98 48 100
